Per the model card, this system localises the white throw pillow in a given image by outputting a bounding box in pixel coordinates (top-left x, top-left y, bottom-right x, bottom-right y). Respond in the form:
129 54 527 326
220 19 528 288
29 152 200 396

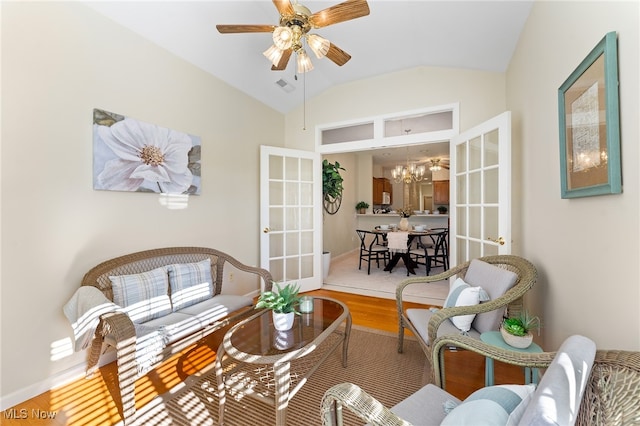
443 278 488 332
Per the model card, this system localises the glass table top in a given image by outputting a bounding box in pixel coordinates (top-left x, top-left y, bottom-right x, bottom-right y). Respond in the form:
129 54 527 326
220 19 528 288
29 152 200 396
229 297 347 356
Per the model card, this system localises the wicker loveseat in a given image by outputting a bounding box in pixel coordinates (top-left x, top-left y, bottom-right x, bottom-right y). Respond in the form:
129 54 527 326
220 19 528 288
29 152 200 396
65 247 273 425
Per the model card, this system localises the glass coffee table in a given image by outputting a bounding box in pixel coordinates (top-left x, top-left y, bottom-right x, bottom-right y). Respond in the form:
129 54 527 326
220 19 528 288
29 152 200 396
214 297 351 426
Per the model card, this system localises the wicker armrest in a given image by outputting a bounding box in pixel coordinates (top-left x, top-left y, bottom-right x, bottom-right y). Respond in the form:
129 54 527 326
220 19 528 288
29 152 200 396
577 349 640 425
91 311 138 422
321 383 411 426
98 311 136 342
86 310 136 374
431 334 557 388
395 262 468 310
426 294 522 346
424 256 537 345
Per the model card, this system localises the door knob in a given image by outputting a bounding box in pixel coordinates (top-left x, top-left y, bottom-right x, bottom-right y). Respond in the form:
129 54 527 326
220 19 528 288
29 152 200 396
263 227 270 233
487 236 505 245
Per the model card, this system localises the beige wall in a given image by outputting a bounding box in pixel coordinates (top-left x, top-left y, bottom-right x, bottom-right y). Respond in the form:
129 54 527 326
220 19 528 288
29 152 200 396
2 0 638 410
1 2 283 403
289 67 507 257
506 1 639 350
289 2 640 352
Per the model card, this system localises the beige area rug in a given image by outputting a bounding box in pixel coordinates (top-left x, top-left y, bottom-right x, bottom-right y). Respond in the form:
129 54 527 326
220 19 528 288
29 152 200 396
323 249 449 306
134 327 429 425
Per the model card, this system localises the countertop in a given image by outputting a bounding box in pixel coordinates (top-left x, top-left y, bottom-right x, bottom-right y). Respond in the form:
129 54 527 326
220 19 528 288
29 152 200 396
356 213 449 217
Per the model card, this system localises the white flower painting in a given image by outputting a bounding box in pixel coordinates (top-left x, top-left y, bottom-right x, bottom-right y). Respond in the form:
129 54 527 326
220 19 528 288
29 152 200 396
93 109 201 194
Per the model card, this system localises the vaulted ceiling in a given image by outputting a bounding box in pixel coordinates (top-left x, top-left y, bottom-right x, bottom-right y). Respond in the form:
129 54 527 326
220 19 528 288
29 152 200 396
86 1 533 114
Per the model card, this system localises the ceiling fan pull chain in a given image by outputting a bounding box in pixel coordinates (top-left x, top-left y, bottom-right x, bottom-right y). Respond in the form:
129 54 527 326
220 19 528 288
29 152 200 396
302 69 307 130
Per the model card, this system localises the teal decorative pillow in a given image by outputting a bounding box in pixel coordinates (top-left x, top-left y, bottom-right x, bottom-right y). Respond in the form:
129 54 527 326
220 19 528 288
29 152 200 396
444 277 489 332
441 384 535 426
167 258 213 311
110 266 172 323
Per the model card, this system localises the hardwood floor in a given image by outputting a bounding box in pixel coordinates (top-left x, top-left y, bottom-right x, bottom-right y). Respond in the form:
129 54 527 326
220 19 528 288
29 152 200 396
2 289 522 425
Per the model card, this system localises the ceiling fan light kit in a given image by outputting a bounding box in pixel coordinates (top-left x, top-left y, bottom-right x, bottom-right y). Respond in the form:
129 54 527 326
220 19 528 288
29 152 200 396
272 25 295 50
429 159 443 172
217 0 370 73
306 34 330 58
263 44 284 66
296 49 314 73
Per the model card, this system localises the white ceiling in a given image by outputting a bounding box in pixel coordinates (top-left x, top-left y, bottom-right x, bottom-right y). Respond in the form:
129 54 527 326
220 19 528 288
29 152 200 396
85 0 533 115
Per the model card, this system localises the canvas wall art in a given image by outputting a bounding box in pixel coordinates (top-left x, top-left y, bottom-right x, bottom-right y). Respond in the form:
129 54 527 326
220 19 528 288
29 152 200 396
93 108 201 195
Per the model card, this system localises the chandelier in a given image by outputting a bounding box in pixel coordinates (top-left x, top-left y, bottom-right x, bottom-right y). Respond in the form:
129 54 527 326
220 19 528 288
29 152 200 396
429 159 442 172
392 152 426 184
262 4 330 73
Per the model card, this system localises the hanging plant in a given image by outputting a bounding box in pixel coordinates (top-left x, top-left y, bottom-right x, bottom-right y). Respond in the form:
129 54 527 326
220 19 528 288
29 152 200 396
322 159 345 215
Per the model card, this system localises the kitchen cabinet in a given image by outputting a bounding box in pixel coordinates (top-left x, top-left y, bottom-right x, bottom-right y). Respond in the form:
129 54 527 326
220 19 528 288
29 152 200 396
433 180 450 205
373 177 392 204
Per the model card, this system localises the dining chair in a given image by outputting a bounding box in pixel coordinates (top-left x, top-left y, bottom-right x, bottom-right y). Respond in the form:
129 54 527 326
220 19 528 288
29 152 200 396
427 227 449 273
409 228 449 275
355 229 389 274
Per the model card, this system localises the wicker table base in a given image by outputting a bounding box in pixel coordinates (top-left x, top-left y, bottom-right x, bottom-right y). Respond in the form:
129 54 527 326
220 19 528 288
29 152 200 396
214 297 351 426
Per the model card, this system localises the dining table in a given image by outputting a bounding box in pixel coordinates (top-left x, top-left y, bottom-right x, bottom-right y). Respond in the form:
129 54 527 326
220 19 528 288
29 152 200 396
372 227 437 275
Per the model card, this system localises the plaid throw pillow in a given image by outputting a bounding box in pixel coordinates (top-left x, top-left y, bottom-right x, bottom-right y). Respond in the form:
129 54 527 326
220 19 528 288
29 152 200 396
110 266 172 323
167 258 214 311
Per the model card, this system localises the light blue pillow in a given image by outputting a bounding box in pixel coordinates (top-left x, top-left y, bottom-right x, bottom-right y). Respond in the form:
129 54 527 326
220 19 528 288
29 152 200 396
110 266 172 323
441 384 535 426
167 258 213 311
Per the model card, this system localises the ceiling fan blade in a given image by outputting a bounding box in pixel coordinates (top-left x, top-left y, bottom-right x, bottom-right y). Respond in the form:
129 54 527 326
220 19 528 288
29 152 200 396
309 0 370 28
325 43 351 66
272 0 295 16
271 49 292 70
216 24 275 34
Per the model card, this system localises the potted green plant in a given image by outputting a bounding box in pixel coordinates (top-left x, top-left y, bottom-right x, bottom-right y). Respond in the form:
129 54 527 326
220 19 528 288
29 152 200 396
322 159 345 214
500 310 541 348
255 282 301 331
355 201 369 214
437 205 448 214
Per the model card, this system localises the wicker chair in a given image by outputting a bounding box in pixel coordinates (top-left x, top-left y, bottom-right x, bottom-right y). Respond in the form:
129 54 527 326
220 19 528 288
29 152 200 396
430 334 640 426
397 255 537 367
321 333 640 425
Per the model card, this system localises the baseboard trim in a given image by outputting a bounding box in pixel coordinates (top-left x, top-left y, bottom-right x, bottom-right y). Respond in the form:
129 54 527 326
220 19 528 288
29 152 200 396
0 350 116 411
1 289 261 411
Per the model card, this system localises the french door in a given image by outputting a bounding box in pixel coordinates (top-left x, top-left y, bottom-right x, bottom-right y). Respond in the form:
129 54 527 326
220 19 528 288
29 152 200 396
450 111 512 265
259 146 323 292
258 111 511 286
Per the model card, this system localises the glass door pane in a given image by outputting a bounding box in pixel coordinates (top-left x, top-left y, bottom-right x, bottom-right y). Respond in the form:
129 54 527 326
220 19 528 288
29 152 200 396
450 112 511 265
261 146 322 292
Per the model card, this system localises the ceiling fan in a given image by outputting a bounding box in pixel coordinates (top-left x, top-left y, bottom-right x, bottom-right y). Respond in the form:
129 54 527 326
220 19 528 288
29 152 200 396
216 0 370 73
428 158 450 171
